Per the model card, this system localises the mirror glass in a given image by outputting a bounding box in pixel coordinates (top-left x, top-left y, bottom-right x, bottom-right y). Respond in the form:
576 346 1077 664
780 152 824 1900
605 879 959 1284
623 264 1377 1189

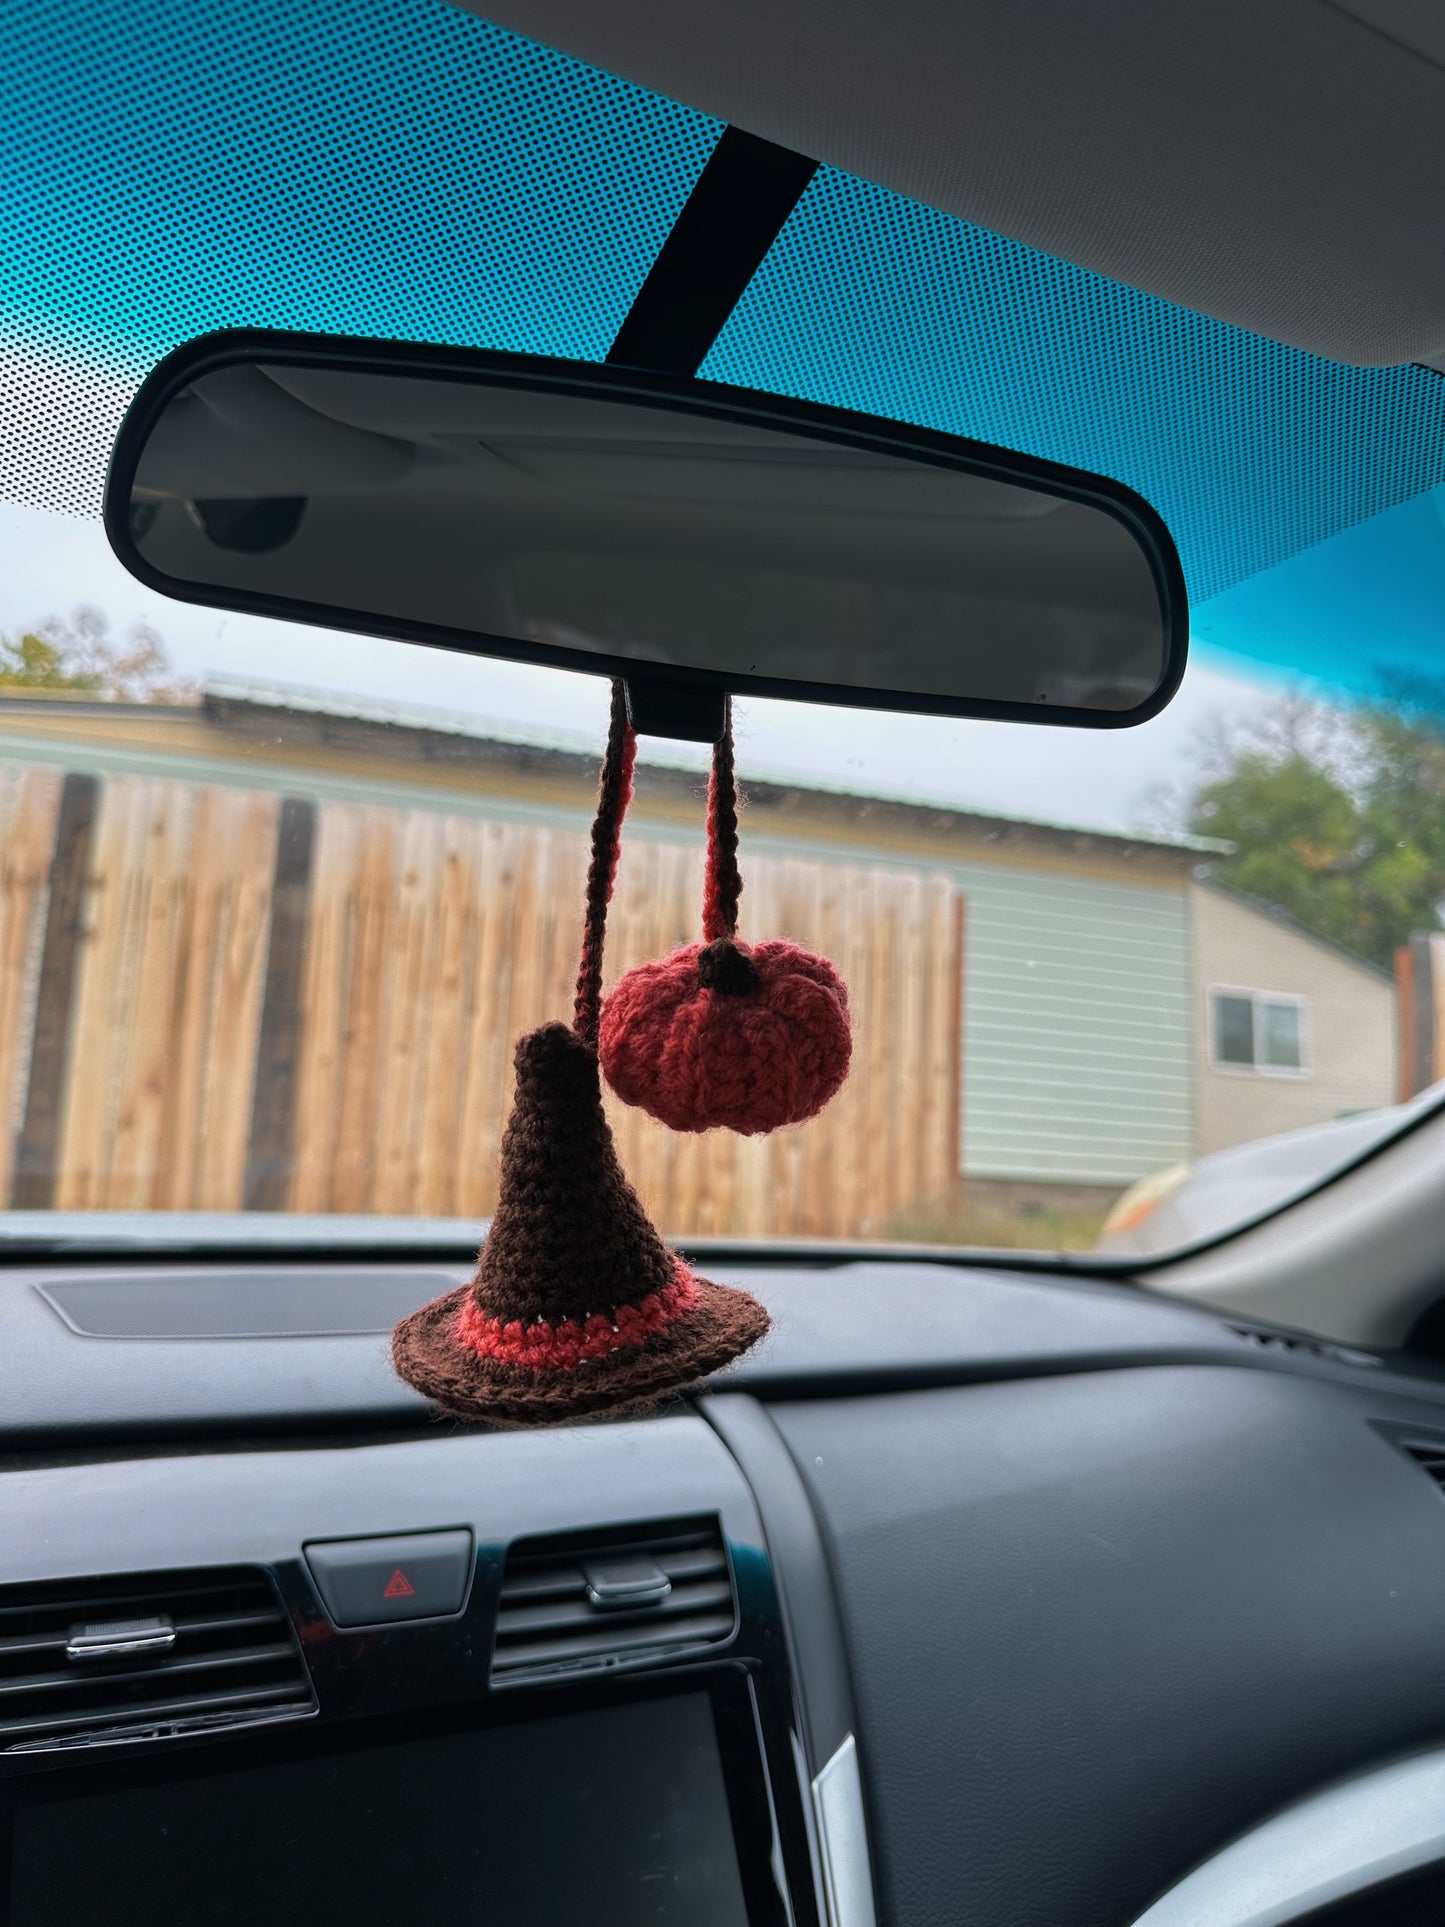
113 351 1183 720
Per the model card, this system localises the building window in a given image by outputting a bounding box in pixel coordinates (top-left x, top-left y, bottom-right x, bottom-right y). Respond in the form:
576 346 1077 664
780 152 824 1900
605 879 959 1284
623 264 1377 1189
1211 989 1307 1074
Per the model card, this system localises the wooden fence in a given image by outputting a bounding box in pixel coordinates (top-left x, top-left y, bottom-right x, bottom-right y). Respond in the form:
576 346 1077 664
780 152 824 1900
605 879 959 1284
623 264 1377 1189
1396 932 1445 1101
0 763 963 1237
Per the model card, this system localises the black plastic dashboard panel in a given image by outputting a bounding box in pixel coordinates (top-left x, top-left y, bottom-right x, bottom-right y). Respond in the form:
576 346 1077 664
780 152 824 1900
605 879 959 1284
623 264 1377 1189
703 1393 859 1777
0 1675 791 1927
5 1260 1436 1441
9 1257 1445 1927
0 1415 752 1614
771 1368 1445 1927
0 1413 825 1925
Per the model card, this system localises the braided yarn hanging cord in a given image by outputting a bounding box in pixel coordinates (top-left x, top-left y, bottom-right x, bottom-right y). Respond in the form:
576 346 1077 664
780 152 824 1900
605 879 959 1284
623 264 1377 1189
600 697 852 1135
702 697 743 944
573 678 636 1049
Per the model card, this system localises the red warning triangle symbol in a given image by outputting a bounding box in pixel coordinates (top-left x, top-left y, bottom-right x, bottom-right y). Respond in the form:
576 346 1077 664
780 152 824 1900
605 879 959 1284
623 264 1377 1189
383 1568 416 1599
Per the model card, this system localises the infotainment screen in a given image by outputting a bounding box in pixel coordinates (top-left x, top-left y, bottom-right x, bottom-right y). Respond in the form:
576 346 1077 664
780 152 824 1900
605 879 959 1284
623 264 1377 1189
7 1690 759 1927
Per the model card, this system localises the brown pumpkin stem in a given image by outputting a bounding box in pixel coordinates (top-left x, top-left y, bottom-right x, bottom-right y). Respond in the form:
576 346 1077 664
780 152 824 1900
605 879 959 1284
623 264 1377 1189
697 937 760 996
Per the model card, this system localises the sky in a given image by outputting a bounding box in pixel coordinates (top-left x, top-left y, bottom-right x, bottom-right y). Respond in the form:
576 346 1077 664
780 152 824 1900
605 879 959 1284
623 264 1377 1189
0 496 1273 838
3 327 1443 841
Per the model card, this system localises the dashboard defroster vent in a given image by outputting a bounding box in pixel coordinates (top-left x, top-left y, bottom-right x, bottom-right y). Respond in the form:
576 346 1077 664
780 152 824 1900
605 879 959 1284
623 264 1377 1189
0 1565 314 1750
491 1517 736 1686
1401 1441 1445 1492
1225 1323 1379 1368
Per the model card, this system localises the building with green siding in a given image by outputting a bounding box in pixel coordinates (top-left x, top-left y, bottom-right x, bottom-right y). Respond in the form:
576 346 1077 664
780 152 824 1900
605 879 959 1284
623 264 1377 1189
953 857 1195 1190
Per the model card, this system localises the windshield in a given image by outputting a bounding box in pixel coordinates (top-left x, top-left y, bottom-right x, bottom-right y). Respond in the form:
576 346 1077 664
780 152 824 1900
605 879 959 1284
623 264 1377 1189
3 0 1444 1259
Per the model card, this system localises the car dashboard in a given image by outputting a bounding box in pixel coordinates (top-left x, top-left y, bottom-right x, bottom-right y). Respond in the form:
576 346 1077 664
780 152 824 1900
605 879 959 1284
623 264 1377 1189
6 1256 1445 1926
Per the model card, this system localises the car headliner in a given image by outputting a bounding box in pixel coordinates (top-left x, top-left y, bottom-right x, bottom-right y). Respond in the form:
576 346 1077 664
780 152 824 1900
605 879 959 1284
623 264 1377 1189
476 0 1445 371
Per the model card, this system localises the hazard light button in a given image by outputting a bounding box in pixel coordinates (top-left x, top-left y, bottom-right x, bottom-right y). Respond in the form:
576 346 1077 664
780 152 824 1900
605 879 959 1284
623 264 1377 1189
304 1530 473 1627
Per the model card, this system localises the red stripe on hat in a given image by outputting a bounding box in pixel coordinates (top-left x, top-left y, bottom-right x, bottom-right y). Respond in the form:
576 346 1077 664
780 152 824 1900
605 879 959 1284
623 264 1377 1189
454 1262 700 1372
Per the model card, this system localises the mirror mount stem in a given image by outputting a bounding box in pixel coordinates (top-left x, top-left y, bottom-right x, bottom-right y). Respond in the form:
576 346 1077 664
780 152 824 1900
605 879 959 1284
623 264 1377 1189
609 126 813 745
604 126 817 379
623 676 729 744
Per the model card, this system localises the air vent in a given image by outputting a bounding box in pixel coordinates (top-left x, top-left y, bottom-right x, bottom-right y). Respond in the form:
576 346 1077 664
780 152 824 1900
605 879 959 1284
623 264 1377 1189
1401 1442 1445 1492
491 1517 736 1686
0 1565 315 1751
1225 1322 1379 1368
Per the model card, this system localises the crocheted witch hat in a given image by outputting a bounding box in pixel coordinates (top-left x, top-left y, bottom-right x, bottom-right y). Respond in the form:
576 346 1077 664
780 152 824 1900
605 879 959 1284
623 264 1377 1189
392 683 769 1425
600 697 852 1134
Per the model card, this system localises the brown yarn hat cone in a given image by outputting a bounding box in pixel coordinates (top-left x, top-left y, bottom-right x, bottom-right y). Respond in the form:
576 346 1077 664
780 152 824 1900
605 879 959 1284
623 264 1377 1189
393 1022 769 1425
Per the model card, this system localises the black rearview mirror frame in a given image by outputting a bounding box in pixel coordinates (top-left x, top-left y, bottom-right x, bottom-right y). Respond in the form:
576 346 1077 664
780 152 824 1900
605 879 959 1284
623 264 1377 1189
104 328 1188 732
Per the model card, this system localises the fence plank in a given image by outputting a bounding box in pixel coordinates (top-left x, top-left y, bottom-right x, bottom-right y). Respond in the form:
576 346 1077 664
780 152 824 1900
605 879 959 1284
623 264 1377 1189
244 796 317 1210
329 809 398 1213
456 819 522 1219
808 855 858 1239
12 772 96 1208
155 787 224 1210
53 777 146 1210
1431 932 1445 1087
374 811 444 1216
0 771 63 1204
931 885 965 1198
108 781 193 1208
289 804 358 1213
885 873 923 1223
196 792 279 1209
414 815 479 1217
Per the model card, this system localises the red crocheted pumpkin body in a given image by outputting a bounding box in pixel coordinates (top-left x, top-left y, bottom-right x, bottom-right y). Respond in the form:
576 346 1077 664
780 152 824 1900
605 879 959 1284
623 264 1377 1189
599 938 851 1135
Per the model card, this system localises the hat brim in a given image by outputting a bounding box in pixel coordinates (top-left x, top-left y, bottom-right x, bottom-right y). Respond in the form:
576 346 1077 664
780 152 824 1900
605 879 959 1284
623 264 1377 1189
392 1276 770 1426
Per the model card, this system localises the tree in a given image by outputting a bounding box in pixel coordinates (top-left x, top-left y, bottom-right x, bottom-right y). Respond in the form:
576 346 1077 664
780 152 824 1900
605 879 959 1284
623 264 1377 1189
1182 689 1445 969
0 607 196 703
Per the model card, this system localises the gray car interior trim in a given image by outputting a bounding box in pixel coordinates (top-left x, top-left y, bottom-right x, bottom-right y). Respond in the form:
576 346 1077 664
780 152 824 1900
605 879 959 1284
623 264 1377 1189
1128 1743 1445 1927
812 1735 878 1927
35 1269 460 1338
703 1393 858 1772
1152 1100 1445 1346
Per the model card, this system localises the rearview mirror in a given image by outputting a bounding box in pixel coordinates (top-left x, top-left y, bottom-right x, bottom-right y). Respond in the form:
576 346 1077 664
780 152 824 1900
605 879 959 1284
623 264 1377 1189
105 331 1187 730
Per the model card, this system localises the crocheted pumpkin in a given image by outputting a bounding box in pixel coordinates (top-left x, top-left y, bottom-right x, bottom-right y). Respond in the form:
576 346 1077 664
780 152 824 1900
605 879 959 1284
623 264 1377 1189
599 698 852 1136
600 936 850 1134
